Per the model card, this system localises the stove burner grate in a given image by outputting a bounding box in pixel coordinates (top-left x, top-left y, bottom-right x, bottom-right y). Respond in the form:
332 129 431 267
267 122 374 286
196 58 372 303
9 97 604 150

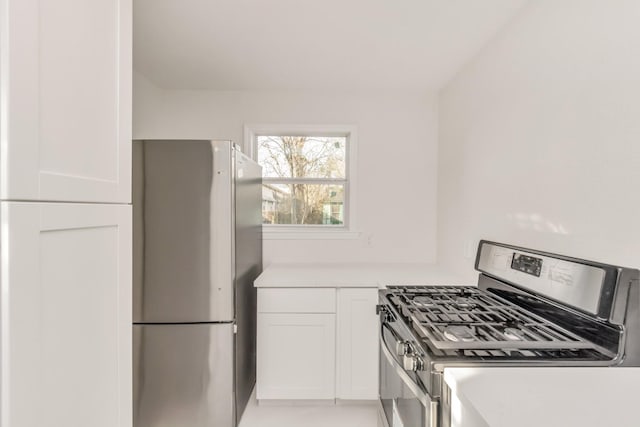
389 285 603 353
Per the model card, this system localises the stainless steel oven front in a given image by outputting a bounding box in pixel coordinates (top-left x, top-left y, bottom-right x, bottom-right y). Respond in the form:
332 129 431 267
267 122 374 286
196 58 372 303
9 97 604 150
378 309 438 427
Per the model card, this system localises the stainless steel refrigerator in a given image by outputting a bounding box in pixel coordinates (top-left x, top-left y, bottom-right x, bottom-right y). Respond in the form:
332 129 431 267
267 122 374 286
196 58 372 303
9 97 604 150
132 140 262 427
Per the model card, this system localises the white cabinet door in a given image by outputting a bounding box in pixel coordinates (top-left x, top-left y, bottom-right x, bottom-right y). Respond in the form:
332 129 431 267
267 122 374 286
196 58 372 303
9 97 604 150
336 288 379 400
1 202 132 427
257 313 336 400
0 0 132 203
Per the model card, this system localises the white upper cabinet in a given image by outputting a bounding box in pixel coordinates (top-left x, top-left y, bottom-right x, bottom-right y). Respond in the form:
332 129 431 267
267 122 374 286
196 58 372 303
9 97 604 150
0 0 132 203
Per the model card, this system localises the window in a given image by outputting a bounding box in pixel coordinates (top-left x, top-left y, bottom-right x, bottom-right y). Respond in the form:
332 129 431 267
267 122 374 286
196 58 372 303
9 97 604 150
245 125 357 236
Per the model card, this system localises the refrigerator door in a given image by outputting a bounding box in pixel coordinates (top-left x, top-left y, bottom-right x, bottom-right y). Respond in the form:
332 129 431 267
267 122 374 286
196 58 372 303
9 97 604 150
233 150 262 420
133 140 235 323
133 323 235 427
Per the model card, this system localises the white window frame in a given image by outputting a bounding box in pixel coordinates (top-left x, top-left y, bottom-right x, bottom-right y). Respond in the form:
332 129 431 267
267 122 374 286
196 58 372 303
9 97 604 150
244 124 359 240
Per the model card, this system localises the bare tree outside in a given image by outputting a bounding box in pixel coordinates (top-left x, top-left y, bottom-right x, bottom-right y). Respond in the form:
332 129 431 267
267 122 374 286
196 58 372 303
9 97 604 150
258 136 346 225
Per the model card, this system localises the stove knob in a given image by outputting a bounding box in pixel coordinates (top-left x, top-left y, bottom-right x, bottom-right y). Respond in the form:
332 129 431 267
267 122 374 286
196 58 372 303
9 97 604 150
402 355 422 372
396 341 411 356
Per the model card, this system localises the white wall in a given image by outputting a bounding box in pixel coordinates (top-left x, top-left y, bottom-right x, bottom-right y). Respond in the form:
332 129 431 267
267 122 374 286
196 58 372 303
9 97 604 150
438 0 640 281
134 73 439 265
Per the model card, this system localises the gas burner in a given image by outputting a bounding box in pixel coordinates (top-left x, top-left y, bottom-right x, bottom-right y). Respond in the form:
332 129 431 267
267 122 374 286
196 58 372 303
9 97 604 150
453 297 476 309
456 289 475 298
504 319 523 329
503 327 526 341
443 325 476 342
413 296 437 308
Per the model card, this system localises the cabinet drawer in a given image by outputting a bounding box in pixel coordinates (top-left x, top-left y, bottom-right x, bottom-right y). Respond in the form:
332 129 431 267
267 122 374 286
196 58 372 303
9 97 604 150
258 288 336 313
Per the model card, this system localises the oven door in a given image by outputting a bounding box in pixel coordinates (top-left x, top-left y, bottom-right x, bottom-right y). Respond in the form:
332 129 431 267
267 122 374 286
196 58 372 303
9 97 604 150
379 321 438 427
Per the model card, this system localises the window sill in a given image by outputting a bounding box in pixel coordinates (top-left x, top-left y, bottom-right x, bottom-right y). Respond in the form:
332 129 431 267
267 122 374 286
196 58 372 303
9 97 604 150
262 229 361 240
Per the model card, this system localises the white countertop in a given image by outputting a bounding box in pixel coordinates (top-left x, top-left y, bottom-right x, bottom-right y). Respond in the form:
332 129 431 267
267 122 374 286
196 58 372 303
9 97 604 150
254 263 467 287
444 367 640 427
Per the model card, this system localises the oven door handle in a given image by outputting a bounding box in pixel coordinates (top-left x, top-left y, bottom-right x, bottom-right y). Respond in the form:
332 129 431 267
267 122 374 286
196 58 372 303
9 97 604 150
380 323 430 407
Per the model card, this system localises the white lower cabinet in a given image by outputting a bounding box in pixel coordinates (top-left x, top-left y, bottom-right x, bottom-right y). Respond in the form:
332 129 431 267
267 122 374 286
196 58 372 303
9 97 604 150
257 313 336 399
256 287 379 401
1 202 132 427
336 288 380 399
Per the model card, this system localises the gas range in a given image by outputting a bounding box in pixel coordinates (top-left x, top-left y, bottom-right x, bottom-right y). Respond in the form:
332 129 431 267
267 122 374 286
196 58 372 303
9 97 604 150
377 241 639 427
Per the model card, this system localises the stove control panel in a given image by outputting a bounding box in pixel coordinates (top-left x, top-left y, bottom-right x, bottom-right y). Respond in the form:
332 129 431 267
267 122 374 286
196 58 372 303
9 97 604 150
511 253 543 277
477 241 607 316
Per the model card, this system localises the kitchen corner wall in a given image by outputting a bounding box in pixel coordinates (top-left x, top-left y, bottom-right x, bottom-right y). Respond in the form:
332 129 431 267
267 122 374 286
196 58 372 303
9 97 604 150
438 0 640 281
133 72 438 265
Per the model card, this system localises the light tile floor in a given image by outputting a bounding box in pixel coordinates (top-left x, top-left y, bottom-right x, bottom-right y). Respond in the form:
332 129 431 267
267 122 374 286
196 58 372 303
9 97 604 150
239 393 379 427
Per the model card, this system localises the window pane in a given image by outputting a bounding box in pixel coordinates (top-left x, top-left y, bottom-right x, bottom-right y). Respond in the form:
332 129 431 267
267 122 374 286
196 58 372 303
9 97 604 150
257 136 346 179
262 183 344 225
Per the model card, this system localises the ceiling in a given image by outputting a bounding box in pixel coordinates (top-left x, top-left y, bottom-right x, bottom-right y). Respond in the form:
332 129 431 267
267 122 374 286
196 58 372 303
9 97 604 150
134 0 530 91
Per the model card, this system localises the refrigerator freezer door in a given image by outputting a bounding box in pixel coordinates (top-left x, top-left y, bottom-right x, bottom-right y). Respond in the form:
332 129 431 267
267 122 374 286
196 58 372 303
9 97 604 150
233 149 262 420
133 140 234 323
133 323 235 427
